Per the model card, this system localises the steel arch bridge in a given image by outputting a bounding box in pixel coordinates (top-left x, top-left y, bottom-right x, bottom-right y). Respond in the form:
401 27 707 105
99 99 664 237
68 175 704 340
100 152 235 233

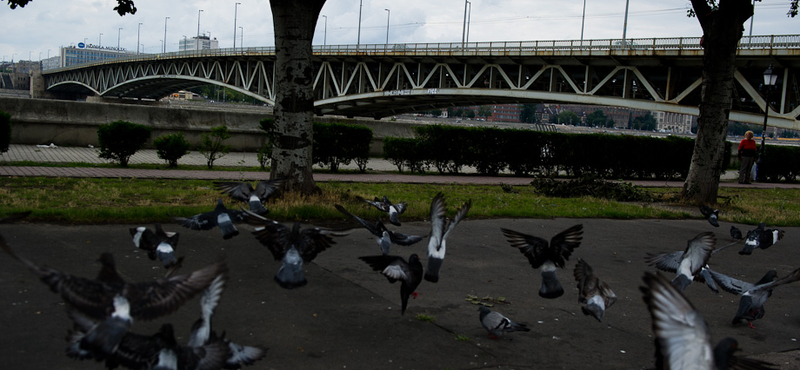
43 35 800 130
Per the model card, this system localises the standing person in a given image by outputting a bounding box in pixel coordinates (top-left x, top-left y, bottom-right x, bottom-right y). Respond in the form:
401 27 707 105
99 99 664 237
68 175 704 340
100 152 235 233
737 130 757 184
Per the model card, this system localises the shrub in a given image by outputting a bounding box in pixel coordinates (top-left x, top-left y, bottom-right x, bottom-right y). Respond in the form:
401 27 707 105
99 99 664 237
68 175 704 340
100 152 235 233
257 143 272 170
197 125 232 169
382 137 428 173
153 132 191 168
0 110 10 154
97 120 152 167
313 122 373 172
531 175 654 202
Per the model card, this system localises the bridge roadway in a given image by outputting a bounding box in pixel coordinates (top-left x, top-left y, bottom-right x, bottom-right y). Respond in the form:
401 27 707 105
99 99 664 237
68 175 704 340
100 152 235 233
42 35 800 129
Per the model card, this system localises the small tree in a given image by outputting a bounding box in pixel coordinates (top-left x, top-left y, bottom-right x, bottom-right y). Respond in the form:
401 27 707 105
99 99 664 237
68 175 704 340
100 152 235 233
0 110 11 154
153 132 191 168
197 125 232 169
97 120 152 167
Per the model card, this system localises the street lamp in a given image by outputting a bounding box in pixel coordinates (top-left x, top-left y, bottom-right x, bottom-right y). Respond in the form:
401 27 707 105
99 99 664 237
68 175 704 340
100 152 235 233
622 0 630 46
164 17 170 53
233 3 241 49
357 0 363 46
239 26 243 48
118 27 123 51
758 63 779 167
197 9 203 40
580 0 587 43
137 23 143 54
466 1 472 43
384 9 390 44
461 0 469 45
322 15 327 46
99 33 103 47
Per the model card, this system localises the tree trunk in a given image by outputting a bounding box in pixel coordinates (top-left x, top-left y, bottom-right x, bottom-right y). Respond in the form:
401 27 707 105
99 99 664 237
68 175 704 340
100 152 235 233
681 0 753 204
269 0 325 194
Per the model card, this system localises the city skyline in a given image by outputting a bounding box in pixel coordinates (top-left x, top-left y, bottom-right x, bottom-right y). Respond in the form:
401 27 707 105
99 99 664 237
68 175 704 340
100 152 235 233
1 0 797 62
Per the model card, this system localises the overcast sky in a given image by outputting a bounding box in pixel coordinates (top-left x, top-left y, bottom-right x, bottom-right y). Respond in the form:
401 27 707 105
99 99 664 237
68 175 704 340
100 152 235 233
1 0 796 61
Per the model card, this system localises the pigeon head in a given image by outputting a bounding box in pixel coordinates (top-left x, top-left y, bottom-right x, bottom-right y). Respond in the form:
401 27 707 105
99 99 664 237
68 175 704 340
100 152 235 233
755 270 778 285
408 254 420 264
713 337 740 367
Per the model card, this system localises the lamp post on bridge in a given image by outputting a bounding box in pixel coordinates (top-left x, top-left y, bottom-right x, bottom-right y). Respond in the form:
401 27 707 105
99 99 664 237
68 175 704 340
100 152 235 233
234 3 241 49
322 15 327 46
118 28 122 51
757 63 779 177
384 8 390 44
99 33 103 47
137 23 143 54
357 0 363 47
164 17 170 53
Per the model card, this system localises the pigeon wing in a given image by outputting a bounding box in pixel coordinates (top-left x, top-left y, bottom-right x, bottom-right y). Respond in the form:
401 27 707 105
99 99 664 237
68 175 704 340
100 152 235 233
248 213 292 261
705 268 752 295
426 192 447 255
334 204 381 237
127 261 227 321
254 179 285 201
751 267 800 293
214 182 254 203
501 228 550 269
548 224 584 267
297 226 346 263
442 199 472 241
641 272 714 370
175 212 218 231
388 230 424 246
644 251 684 273
356 195 390 212
682 232 716 277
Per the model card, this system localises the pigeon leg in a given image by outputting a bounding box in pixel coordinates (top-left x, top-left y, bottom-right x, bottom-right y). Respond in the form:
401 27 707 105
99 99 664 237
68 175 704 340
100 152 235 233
747 322 756 329
411 292 419 299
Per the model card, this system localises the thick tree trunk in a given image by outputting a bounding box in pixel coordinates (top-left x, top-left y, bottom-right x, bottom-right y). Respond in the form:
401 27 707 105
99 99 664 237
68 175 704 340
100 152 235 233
269 0 326 194
681 0 753 204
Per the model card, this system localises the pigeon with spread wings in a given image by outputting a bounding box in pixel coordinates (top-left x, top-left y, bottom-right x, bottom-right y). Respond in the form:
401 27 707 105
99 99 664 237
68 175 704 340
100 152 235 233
175 199 248 240
334 204 423 255
425 193 471 283
645 232 716 292
129 224 181 268
359 254 423 315
573 258 617 322
356 195 408 226
246 211 348 289
214 179 284 215
739 223 785 255
501 224 583 299
706 267 800 327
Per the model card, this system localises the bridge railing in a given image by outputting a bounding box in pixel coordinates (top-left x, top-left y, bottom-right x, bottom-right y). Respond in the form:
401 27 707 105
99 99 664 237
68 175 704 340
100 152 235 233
44 34 800 73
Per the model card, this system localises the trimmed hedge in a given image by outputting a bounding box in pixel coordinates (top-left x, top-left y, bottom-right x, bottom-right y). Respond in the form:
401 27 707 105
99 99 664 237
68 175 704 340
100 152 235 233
382 125 734 180
756 144 800 182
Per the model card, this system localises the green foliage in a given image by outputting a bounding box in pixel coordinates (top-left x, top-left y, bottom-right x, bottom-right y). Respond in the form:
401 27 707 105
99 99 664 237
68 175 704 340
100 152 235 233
153 132 191 168
755 144 800 182
531 175 655 202
0 110 11 154
197 125 232 169
382 137 428 173
556 110 580 125
519 103 538 123
96 120 152 167
632 113 658 131
586 110 612 128
415 314 435 322
257 143 272 170
313 122 373 173
477 106 492 118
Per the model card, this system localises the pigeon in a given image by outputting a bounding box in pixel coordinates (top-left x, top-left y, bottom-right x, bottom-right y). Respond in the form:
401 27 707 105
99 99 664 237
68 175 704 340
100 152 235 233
699 205 720 227
0 232 227 323
730 226 743 241
501 224 583 299
334 204 424 255
246 211 347 289
640 272 777 370
706 267 800 327
129 224 181 268
573 258 617 322
214 179 284 215
65 295 133 357
644 231 716 292
425 192 471 283
356 195 408 226
739 223 785 255
359 254 423 315
175 198 248 240
478 306 530 339
187 274 267 368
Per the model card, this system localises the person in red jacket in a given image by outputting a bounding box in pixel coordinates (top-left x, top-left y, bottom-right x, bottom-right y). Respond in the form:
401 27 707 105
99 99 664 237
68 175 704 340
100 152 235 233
738 130 757 184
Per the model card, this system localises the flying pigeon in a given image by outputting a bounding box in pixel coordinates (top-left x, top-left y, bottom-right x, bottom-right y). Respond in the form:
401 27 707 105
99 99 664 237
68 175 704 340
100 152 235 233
644 232 716 292
739 223 785 255
187 274 267 368
640 272 777 370
356 195 408 226
478 306 530 339
501 224 584 299
425 192 471 283
359 254 423 315
129 224 181 268
214 179 284 215
334 204 424 255
175 198 248 240
730 226 743 241
246 211 347 289
573 258 617 322
69 321 230 370
699 205 720 227
0 233 227 323
65 295 133 357
706 267 800 327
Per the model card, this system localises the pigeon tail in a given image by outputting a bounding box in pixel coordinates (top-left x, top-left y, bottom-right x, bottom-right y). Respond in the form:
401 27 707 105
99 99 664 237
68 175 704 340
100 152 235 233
698 268 719 294
248 200 268 215
424 256 443 283
670 274 692 292
582 295 606 322
539 270 564 299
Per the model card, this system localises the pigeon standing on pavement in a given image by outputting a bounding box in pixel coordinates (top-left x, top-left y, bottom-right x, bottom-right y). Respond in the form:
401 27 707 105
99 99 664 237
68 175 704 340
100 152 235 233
356 195 408 226
478 306 530 339
175 198 248 240
358 254 423 315
214 179 284 215
739 223 785 255
573 258 617 322
706 267 800 327
501 224 584 299
334 204 424 255
645 232 716 292
640 272 777 370
699 205 720 227
129 224 181 268
425 192 471 283
246 211 347 289
730 226 743 241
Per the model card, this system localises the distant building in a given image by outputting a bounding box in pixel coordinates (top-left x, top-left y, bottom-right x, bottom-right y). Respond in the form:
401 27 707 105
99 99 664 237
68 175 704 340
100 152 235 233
179 35 219 51
40 43 137 71
651 111 695 133
12 60 40 74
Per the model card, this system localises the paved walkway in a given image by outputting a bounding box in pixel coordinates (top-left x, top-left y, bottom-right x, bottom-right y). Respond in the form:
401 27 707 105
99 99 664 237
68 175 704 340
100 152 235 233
1 144 797 188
